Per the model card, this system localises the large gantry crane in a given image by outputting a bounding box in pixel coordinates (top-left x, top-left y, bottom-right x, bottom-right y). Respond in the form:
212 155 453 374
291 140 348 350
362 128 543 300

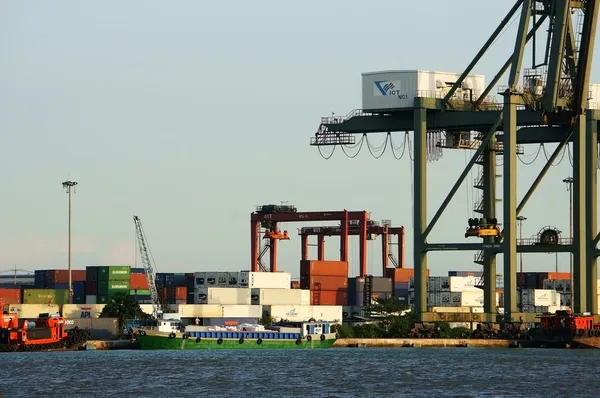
310 0 600 324
133 215 162 319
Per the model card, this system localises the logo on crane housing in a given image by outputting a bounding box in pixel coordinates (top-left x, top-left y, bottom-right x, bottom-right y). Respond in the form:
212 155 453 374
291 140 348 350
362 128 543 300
373 80 408 99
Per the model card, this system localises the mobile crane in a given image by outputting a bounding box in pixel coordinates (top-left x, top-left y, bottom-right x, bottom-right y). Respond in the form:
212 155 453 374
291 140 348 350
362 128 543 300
133 216 163 319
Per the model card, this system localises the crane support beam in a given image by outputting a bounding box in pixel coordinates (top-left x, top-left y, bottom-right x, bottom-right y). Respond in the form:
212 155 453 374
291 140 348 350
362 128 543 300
442 0 524 104
422 116 501 240
425 243 575 253
517 130 573 214
586 112 599 314
541 0 570 111
413 105 428 316
574 0 600 114
475 13 547 108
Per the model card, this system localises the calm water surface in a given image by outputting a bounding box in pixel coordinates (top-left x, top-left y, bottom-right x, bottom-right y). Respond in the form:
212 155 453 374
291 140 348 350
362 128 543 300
1 348 599 397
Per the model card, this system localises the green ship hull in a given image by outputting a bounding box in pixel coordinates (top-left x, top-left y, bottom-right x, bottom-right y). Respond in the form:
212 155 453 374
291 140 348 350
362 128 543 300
135 333 336 350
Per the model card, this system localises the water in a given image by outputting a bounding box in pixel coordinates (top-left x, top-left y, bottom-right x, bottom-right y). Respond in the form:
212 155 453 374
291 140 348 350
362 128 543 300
0 348 598 397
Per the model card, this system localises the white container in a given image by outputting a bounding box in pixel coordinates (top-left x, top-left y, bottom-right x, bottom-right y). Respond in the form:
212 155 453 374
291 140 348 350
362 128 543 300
471 307 484 314
7 304 61 318
427 291 442 306
588 83 600 109
195 287 251 305
440 292 452 306
205 272 218 286
533 289 560 307
408 277 429 291
311 305 343 323
85 295 97 304
361 70 486 111
251 288 310 306
263 305 314 322
227 272 240 287
450 292 462 306
460 291 484 307
221 304 262 318
449 276 480 293
139 304 155 316
239 271 291 289
560 293 571 306
62 304 106 318
178 304 224 318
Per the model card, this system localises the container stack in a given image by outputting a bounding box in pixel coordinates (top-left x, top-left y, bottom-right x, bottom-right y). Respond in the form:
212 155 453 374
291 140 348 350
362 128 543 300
299 260 348 305
385 267 430 303
129 268 152 304
542 278 600 308
408 276 500 308
155 273 188 306
85 265 131 304
347 276 393 306
22 288 69 305
179 270 320 326
34 270 86 289
499 289 562 313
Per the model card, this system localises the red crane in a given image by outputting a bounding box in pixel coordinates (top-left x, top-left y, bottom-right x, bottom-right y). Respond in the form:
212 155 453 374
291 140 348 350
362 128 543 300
250 204 369 274
298 220 405 276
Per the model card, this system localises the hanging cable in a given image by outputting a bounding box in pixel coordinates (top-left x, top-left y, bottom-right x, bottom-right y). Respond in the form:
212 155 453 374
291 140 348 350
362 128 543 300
517 144 543 165
340 135 366 158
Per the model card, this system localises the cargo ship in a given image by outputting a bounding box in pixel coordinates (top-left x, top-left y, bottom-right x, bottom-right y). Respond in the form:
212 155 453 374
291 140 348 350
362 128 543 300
133 318 339 350
527 310 600 348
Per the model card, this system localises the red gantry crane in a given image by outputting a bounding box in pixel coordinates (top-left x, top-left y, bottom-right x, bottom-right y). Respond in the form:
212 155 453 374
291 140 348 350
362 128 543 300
250 204 370 276
298 219 405 276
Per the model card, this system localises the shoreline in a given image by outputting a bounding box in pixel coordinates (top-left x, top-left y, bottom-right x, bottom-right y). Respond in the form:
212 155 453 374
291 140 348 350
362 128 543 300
333 338 528 348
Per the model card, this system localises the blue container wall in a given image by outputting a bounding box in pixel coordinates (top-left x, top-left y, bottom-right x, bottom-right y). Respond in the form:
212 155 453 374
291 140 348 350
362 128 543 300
86 266 99 282
54 283 69 290
173 273 186 287
73 281 86 297
347 278 357 305
34 271 47 288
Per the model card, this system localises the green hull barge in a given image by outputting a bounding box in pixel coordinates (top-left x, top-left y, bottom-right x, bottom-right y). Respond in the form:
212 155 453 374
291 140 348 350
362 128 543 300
133 320 338 350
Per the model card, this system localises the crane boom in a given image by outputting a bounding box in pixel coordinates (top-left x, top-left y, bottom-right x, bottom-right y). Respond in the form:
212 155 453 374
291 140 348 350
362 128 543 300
133 215 162 318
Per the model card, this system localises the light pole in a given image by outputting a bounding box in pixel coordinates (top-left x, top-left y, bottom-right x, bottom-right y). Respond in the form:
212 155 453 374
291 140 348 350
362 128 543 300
516 216 527 274
563 176 573 307
62 180 78 304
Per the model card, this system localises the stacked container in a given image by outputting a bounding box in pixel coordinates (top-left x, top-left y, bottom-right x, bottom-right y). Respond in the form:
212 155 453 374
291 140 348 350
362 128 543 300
22 288 69 305
385 267 430 301
348 277 393 306
34 270 86 288
0 288 22 304
86 265 131 304
408 276 500 308
299 260 348 305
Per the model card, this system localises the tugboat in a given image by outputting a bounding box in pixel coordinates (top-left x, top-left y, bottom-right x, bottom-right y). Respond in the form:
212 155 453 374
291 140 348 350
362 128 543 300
0 301 90 352
528 309 600 348
133 319 339 350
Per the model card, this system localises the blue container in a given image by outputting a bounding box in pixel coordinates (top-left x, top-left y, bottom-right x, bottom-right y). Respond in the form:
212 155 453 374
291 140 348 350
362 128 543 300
54 283 69 290
131 268 146 275
133 295 152 303
73 281 86 297
34 270 47 288
173 273 186 287
155 273 167 288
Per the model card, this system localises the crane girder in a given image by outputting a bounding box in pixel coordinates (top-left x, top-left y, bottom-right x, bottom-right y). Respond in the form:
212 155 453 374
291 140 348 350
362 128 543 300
133 215 162 317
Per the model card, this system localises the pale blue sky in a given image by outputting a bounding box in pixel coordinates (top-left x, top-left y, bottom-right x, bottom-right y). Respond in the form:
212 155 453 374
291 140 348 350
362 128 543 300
1 1 597 278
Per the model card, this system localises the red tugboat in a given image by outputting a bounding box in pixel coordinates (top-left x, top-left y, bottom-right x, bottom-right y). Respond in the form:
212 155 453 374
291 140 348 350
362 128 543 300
0 301 91 352
528 310 600 348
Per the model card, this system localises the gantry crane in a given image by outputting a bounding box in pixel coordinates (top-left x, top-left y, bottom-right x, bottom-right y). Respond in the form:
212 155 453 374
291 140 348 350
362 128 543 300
310 0 600 323
133 215 162 318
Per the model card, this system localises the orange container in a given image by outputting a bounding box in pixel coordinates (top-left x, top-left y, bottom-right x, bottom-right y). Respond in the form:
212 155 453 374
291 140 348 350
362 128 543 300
300 260 348 277
385 268 430 283
310 289 347 305
300 275 348 290
0 288 21 304
47 270 87 284
290 281 300 289
130 273 149 290
546 272 571 280
175 286 187 301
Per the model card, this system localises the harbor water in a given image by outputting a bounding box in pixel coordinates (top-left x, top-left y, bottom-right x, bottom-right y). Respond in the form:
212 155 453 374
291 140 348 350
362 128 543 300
0 348 598 397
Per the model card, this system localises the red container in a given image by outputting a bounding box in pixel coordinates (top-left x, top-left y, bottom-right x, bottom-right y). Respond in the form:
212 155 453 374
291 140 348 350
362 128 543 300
86 282 98 295
300 275 348 291
175 287 187 301
0 288 21 304
130 274 149 290
310 289 347 305
384 268 430 284
46 270 86 284
300 260 348 277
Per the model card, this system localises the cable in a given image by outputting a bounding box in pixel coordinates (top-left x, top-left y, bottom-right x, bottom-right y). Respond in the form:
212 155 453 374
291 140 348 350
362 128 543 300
517 144 542 165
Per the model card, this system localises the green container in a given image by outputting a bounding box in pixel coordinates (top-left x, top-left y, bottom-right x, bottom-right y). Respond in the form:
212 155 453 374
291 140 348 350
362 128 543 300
97 295 110 304
130 289 151 296
22 289 69 305
108 280 130 293
107 265 131 281
98 266 110 281
73 295 86 304
97 280 109 296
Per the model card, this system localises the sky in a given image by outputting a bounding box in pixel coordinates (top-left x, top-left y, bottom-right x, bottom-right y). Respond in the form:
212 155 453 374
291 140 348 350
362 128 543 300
1 1 598 279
